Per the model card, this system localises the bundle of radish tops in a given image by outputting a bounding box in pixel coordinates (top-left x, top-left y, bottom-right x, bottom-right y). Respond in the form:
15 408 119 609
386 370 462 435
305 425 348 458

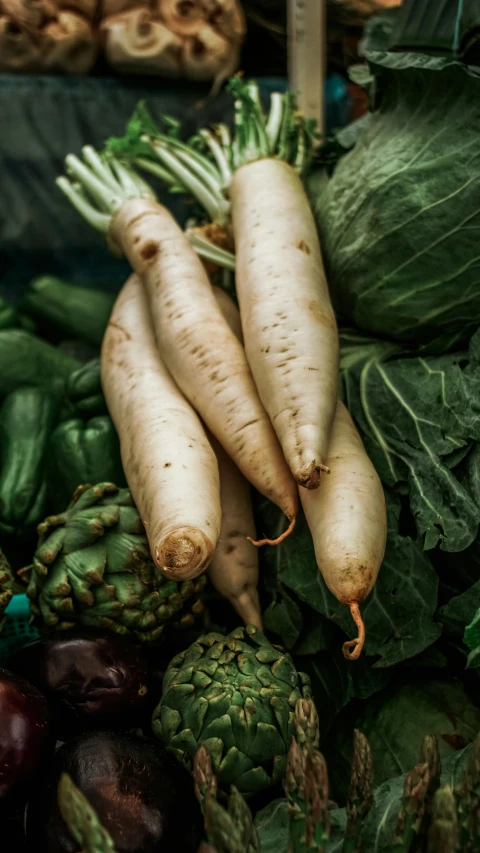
56 78 387 661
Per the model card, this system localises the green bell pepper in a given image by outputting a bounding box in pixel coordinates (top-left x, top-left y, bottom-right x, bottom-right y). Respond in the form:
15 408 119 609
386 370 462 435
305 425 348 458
48 416 126 508
0 387 59 535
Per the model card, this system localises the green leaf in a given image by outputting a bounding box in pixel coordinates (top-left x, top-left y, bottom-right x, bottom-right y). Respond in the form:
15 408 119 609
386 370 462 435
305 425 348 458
326 678 480 801
438 580 480 637
263 589 303 650
303 647 391 736
464 608 480 666
387 0 480 58
341 339 480 552
254 799 289 853
254 798 348 853
313 56 480 348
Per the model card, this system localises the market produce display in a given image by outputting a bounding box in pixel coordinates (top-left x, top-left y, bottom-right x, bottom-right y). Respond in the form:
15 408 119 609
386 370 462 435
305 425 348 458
56 77 385 659
1 4 480 851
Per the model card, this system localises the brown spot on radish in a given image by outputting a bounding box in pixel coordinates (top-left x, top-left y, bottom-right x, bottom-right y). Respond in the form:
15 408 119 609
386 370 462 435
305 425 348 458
308 300 336 330
297 240 311 254
224 544 236 555
164 462 172 468
141 241 158 261
108 321 131 341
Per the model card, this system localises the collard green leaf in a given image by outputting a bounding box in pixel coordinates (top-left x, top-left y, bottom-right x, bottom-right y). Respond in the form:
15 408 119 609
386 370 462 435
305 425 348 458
263 589 303 650
254 800 289 853
303 647 391 736
341 335 480 552
438 580 480 637
464 608 480 668
313 56 480 348
326 678 480 801
254 798 348 853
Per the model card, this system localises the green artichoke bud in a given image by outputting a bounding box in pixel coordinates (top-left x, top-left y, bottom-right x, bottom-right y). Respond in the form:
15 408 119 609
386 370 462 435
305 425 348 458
0 548 14 631
58 773 118 853
153 626 311 796
21 482 206 643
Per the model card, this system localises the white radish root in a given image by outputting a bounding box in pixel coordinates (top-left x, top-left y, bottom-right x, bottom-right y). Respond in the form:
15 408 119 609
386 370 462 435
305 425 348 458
109 197 298 542
300 400 387 660
101 274 221 581
208 435 262 629
231 159 339 490
212 286 243 343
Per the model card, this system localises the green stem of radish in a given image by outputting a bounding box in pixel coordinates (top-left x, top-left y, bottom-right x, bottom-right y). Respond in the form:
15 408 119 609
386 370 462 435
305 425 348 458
144 138 228 225
186 233 236 272
56 177 110 233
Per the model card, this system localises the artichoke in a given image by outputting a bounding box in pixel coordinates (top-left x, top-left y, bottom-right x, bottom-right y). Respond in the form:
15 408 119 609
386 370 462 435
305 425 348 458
0 548 14 631
21 482 205 643
152 626 311 796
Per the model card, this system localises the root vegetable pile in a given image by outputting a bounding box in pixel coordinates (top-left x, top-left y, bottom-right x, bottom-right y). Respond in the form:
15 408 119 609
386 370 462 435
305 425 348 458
56 77 387 659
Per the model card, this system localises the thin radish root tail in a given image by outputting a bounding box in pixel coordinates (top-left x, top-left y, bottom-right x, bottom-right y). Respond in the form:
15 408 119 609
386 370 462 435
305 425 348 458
155 527 213 581
342 602 366 661
233 591 263 630
248 515 296 548
299 461 330 490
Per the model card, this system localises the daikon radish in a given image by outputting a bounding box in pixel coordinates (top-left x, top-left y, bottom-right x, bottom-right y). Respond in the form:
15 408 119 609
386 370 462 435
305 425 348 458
212 285 243 342
208 436 262 629
300 400 387 660
101 274 221 581
232 158 339 490
108 196 298 539
58 154 297 543
114 82 339 489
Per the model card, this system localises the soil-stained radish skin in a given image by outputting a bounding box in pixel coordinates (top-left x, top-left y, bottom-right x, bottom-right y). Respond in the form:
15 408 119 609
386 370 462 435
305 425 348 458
109 197 298 529
208 436 262 629
300 400 387 660
231 159 339 489
101 274 221 581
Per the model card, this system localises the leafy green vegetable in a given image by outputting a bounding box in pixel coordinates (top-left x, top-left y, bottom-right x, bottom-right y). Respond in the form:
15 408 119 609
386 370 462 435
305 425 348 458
326 678 480 800
312 43 480 347
464 608 480 668
341 330 480 552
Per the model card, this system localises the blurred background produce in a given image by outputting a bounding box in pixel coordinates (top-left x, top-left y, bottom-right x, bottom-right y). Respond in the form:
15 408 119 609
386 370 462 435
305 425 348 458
2 2 480 852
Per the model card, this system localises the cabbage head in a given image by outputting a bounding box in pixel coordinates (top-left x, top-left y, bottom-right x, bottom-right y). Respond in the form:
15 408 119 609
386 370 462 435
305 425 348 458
312 53 480 347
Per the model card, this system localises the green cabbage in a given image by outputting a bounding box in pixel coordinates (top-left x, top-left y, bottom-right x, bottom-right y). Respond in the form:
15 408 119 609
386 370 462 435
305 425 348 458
312 30 480 347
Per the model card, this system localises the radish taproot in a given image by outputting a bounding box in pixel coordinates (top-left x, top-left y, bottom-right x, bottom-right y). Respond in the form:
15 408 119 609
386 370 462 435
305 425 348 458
57 157 298 543
111 83 339 489
208 436 262 629
300 400 387 660
101 275 221 581
232 158 339 489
